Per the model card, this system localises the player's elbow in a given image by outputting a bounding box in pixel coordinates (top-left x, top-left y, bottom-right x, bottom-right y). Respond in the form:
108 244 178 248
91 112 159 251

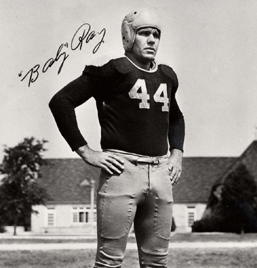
49 93 61 114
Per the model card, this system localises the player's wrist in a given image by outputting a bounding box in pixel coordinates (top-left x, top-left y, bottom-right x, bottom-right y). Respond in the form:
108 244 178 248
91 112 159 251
76 144 92 160
170 148 183 157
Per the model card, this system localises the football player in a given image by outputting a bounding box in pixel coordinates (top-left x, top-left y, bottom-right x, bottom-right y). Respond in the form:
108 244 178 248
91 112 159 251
49 9 185 268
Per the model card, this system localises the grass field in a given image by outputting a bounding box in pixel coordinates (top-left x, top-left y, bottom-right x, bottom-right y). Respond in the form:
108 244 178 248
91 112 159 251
1 232 257 243
1 233 257 268
1 248 257 268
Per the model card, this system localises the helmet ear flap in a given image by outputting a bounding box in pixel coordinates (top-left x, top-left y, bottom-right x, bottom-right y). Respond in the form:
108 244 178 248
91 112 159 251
121 21 135 51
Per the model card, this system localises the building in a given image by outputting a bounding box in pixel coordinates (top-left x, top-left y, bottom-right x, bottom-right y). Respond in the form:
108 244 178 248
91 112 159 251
32 141 257 234
32 159 100 234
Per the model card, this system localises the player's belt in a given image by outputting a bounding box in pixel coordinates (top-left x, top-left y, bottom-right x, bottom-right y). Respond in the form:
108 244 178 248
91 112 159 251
135 156 160 165
104 149 168 165
121 154 161 165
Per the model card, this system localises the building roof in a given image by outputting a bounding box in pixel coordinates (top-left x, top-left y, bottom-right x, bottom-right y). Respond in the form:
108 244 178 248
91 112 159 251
40 156 236 205
40 158 100 205
174 157 235 203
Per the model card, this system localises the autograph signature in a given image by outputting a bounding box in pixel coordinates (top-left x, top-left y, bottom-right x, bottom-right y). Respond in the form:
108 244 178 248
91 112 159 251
20 23 106 87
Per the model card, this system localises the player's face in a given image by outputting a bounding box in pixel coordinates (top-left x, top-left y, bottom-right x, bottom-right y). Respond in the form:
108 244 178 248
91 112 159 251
132 27 160 63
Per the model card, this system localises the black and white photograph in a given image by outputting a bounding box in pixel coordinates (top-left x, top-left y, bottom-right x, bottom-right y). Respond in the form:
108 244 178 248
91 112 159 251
1 0 257 267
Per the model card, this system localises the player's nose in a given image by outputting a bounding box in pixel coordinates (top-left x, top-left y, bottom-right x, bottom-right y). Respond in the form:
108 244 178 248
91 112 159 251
147 34 155 43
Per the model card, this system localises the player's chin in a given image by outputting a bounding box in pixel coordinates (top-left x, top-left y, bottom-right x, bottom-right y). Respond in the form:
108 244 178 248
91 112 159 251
143 53 156 62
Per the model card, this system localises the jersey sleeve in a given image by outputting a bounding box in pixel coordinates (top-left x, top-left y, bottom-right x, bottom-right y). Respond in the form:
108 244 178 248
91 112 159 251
49 75 93 151
168 97 185 152
49 60 117 151
163 66 185 152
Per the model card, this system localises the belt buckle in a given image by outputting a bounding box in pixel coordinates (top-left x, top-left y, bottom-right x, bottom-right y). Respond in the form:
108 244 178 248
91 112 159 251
152 158 159 165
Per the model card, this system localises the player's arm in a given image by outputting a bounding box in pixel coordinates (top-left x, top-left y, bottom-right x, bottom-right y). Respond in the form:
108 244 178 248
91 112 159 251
49 72 124 174
168 97 185 185
49 75 92 151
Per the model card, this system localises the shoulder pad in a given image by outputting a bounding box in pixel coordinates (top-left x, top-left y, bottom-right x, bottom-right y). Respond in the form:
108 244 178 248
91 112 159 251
160 64 179 91
112 57 132 74
160 64 177 80
83 59 115 77
83 57 130 77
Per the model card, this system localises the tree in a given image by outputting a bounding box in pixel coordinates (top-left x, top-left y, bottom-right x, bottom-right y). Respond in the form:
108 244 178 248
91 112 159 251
0 137 50 235
192 164 257 233
221 163 257 233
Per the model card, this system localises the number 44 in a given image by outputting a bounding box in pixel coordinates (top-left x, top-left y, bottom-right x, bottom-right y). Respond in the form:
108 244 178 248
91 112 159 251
128 79 169 112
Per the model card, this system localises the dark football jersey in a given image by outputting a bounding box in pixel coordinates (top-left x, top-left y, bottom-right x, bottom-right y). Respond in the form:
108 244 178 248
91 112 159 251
49 57 184 156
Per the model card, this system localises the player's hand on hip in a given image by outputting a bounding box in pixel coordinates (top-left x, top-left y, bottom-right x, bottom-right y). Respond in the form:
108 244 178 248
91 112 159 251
76 145 124 175
168 149 183 186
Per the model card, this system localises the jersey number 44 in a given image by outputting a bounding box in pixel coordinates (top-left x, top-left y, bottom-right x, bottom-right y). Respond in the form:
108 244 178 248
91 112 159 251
128 79 169 112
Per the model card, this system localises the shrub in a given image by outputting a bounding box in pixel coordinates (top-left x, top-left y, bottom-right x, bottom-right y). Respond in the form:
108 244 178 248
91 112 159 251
0 225 6 233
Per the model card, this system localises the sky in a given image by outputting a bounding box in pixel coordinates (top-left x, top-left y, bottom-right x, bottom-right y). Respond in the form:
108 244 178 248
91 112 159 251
1 0 257 161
